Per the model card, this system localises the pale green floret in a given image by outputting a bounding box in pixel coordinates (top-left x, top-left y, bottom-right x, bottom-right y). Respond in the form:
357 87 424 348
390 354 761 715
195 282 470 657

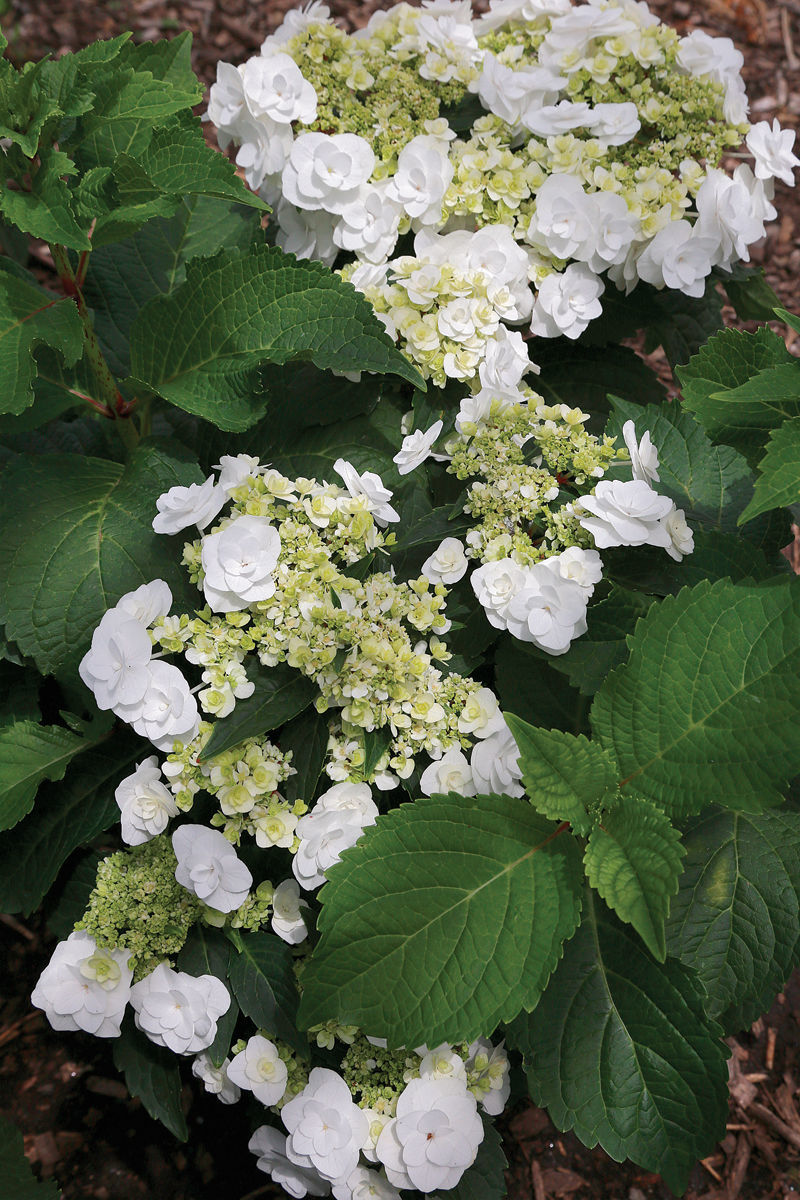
228 880 275 932
308 1019 360 1050
76 837 200 980
341 1035 418 1113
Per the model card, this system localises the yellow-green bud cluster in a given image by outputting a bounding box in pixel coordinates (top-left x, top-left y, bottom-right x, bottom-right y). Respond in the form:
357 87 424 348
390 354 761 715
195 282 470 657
341 1035 418 1113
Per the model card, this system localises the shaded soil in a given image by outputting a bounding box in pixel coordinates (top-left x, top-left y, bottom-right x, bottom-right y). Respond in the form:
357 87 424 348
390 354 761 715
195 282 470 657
3 0 800 1198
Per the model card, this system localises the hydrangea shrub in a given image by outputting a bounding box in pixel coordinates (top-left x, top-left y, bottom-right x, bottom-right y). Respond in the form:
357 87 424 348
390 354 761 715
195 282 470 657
1 4 800 1199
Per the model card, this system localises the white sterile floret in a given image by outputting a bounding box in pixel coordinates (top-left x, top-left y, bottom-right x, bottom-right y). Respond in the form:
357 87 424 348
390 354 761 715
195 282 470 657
422 536 468 585
385 134 454 225
282 132 375 215
470 722 524 797
276 198 340 265
586 101 641 146
578 479 674 549
314 781 377 817
235 113 295 188
293 794 378 891
172 824 253 912
152 475 226 535
393 419 444 475
505 566 588 654
420 746 476 796
282 1068 369 1185
116 580 172 626
215 453 262 494
419 1043 468 1082
660 507 694 561
622 419 660 484
78 609 153 712
227 1034 289 1105
334 459 399 526
476 54 565 128
332 1166 401 1200
240 53 317 124
474 0 571 33
250 1125 331 1198
192 1053 241 1104
262 1 332 50
119 660 200 751
635 220 716 298
585 191 638 272
116 756 179 845
531 263 604 340
465 1037 511 1116
201 514 282 613
546 546 603 595
129 962 230 1055
206 60 246 131
471 557 528 628
458 687 506 739
695 168 768 269
376 1076 484 1193
523 99 593 136
271 878 310 945
334 183 402 263
478 326 534 395
676 29 744 85
528 173 595 261
746 118 800 187
31 931 132 1038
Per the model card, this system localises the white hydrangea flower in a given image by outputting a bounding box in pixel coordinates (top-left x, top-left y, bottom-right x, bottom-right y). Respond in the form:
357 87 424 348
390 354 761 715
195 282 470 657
586 101 641 146
385 134 454 225
116 580 172 627
470 557 527 628
376 1076 483 1193
271 878 310 945
334 459 399 526
206 60 246 131
262 1 332 50
465 1037 511 1116
215 453 262 494
393 419 444 475
545 546 603 595
31 931 132 1038
585 191 638 272
249 1125 331 1198
420 746 476 797
474 0 571 34
120 660 200 752
334 183 403 263
333 1166 401 1200
253 808 298 850
523 99 593 136
227 1034 289 1105
470 722 525 797
234 112 295 189
418 1043 468 1082
293 797 378 891
314 781 377 818
676 29 744 86
282 1068 369 1185
192 1053 241 1105
201 514 281 613
695 168 766 270
660 507 694 561
152 475 226 535
276 197 340 265
116 756 179 845
422 536 468 585
241 52 317 124
622 419 660 485
78 609 153 712
172 824 253 912
457 687 506 739
282 132 375 215
129 962 230 1055
635 220 716 298
746 118 800 187
505 567 588 655
476 53 565 128
577 479 674 549
478 326 534 396
530 263 604 340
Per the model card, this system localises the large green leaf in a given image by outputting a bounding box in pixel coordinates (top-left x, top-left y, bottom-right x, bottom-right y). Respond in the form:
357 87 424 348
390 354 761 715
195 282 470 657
279 706 330 805
298 793 584 1047
0 268 85 418
715 264 780 323
178 924 239 1067
591 579 800 817
738 416 800 524
269 411 397 484
546 587 654 695
200 662 316 761
0 147 90 250
0 719 108 830
606 527 782 597
0 1115 61 1199
534 343 667 417
494 638 590 735
507 896 729 1196
113 1019 188 1141
127 246 424 430
583 795 685 960
0 443 203 676
505 715 617 835
227 930 305 1053
666 808 800 1033
581 278 724 368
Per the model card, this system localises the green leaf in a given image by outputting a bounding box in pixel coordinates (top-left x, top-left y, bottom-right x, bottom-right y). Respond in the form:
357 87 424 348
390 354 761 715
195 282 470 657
591 580 800 817
449 1117 507 1200
0 147 90 250
665 808 800 1032
642 280 724 368
716 265 781 322
299 793 583 1047
279 706 329 805
45 850 105 940
507 896 729 1196
0 720 100 830
0 1115 61 1199
227 930 305 1053
390 506 470 580
0 443 203 676
584 795 685 959
738 416 800 524
534 343 667 416
678 326 799 458
84 195 258 377
494 639 589 735
269 411 397 483
548 587 654 696
606 527 782 596
127 246 424 430
0 659 39 724
113 1019 188 1141
0 269 84 417
363 725 393 780
505 715 617 835
178 924 239 1067
607 397 754 532
200 662 316 761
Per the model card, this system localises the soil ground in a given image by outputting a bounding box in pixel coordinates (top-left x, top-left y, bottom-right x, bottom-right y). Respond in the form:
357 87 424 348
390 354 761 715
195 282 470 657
2 1 800 1198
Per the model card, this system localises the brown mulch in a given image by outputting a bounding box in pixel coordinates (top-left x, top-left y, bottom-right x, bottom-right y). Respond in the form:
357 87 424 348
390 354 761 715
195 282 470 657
3 0 800 1198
